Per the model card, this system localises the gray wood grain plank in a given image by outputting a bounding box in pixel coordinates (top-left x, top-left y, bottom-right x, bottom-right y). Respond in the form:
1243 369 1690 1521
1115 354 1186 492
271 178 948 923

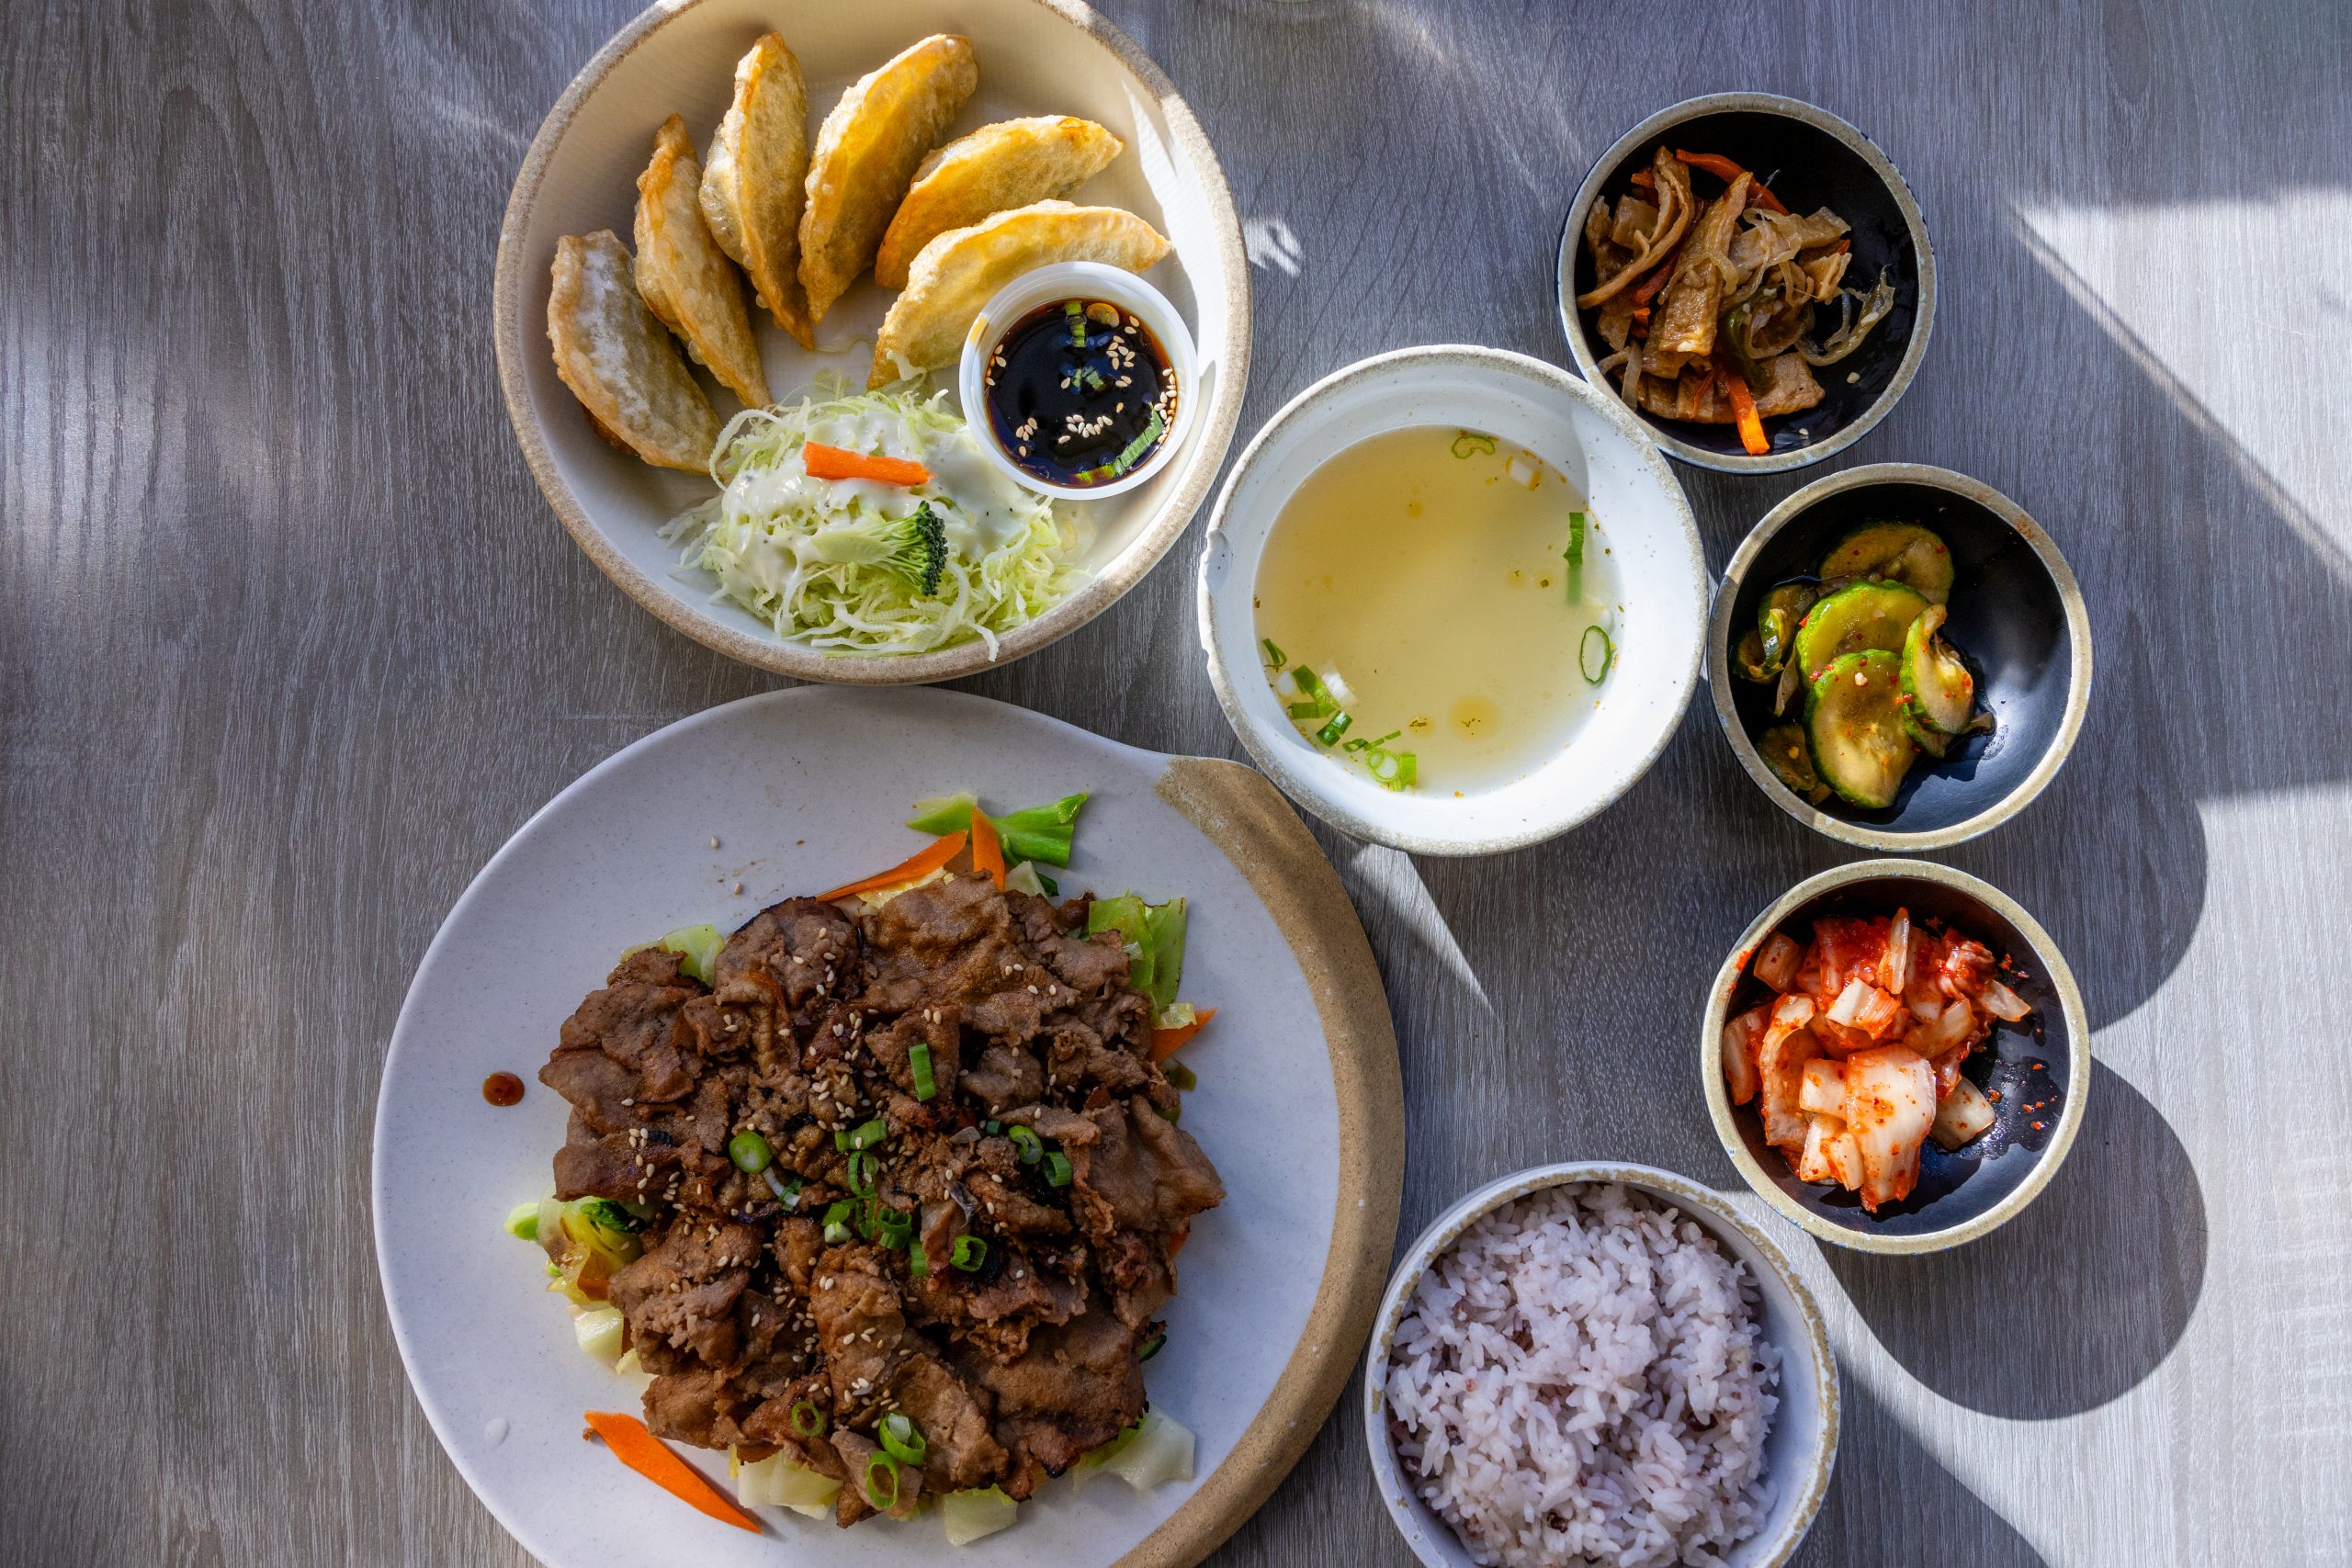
3 0 2347 1563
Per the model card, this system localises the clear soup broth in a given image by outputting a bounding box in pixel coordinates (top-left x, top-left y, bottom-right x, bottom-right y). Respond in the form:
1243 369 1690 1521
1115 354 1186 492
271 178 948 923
1252 425 1622 795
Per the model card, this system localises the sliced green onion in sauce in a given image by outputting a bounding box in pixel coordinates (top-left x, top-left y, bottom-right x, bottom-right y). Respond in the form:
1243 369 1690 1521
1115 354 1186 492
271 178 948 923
909 1043 936 1101
1287 701 1326 720
879 1412 929 1465
1164 1060 1198 1091
1315 711 1353 746
1037 871 1058 897
789 1400 827 1438
763 1169 803 1207
821 1199 855 1245
1580 624 1617 684
1261 637 1286 670
1043 1151 1073 1188
846 1117 888 1151
845 1150 876 1196
728 1129 773 1174
1451 431 1498 458
1008 1125 1044 1165
951 1235 989 1271
1136 1332 1167 1361
864 1452 900 1509
983 1120 1004 1136
876 1205 913 1248
907 1236 929 1276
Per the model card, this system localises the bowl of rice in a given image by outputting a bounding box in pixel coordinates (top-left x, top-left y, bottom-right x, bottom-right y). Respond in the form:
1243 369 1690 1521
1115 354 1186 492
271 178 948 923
1364 1163 1837 1568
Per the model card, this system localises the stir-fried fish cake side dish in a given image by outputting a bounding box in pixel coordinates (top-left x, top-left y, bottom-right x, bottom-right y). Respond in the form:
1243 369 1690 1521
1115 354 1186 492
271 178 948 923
507 795 1226 1541
1578 146 1896 455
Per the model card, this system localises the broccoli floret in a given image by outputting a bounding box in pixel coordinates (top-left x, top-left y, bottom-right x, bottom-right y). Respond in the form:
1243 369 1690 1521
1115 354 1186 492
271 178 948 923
880 502 948 595
808 502 949 596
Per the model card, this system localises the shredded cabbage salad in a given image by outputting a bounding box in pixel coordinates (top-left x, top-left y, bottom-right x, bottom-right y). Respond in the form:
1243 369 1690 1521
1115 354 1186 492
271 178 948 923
662 378 1084 657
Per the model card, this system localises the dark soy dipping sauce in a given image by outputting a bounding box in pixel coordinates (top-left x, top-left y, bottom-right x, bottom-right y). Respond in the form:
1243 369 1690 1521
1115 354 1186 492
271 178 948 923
482 1071 525 1106
983 298 1178 488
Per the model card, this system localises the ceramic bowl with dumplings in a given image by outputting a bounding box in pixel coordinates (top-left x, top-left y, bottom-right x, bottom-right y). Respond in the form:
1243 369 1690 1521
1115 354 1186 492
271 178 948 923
494 0 1251 683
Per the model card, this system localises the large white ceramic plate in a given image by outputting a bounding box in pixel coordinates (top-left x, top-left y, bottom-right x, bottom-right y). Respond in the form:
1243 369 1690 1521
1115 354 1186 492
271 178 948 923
372 687 1398 1568
493 0 1250 684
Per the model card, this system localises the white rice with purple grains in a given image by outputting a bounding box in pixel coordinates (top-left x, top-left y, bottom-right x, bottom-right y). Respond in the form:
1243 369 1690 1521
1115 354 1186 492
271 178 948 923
1384 1183 1779 1568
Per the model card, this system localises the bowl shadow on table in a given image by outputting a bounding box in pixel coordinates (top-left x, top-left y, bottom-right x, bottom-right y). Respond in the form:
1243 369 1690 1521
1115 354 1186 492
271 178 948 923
1825 1060 2203 1419
1794 1376 2050 1568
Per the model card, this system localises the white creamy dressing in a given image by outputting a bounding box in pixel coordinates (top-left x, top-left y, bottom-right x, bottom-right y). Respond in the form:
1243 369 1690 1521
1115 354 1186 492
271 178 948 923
724 410 1033 568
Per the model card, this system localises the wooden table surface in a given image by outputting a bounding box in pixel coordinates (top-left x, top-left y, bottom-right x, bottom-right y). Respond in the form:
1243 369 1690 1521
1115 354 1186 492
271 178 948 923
7 0 2349 1563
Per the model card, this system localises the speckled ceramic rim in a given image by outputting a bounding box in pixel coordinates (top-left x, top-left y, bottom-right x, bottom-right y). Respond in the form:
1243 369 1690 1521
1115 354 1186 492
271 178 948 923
1195 344 1706 856
1555 92 1937 474
1699 859 2093 1255
1707 461 2094 850
1362 1162 1839 1568
491 0 1252 684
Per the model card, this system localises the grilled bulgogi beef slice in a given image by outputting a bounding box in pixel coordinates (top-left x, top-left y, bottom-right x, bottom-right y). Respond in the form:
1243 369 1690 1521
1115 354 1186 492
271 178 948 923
536 871 1221 1524
556 947 701 1100
609 1218 763 1368
959 1299 1146 1483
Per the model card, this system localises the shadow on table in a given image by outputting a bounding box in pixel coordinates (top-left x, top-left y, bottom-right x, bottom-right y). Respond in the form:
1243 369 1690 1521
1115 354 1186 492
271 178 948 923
1795 1376 2051 1567
1826 1061 2203 1418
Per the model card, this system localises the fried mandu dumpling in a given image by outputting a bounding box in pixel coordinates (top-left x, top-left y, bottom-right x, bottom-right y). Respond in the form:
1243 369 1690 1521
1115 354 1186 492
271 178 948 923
635 115 769 409
798 34 979 325
547 231 720 472
698 33 814 348
874 116 1124 289
869 201 1170 388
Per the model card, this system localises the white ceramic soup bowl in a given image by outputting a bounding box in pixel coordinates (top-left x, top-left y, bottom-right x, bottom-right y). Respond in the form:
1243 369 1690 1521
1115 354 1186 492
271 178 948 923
1197 345 1706 854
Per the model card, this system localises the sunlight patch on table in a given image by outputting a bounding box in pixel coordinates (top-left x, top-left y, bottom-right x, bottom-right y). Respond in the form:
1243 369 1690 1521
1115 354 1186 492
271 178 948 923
2013 191 2352 574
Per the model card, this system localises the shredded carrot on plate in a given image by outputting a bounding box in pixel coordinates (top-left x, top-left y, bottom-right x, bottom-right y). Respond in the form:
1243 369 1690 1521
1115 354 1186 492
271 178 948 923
969 809 1006 890
817 831 968 902
802 442 931 486
1149 1006 1217 1063
582 1411 762 1534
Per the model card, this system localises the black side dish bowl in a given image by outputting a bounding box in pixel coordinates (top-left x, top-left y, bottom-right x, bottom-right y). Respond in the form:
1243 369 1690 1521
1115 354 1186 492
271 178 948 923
1702 860 2090 1255
1710 462 2092 851
1556 92 1935 473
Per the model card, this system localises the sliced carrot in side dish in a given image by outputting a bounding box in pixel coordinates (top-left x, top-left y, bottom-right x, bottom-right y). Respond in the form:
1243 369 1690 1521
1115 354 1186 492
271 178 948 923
802 442 932 486
1149 1006 1217 1063
1629 165 1655 190
817 830 967 901
969 808 1007 890
582 1411 762 1534
1672 150 1789 214
1720 361 1770 457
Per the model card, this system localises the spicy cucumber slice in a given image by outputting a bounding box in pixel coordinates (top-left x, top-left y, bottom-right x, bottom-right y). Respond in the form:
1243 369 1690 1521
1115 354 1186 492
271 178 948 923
1791 580 1930 682
1805 649 1917 808
1758 721 1830 804
1899 604 1976 735
1755 581 1820 675
1819 523 1955 604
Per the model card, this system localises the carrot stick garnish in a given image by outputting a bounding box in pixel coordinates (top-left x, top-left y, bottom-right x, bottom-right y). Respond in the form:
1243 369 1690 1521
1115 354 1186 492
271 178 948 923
969 809 1006 890
802 442 931 486
1629 166 1656 190
1719 361 1770 457
1631 254 1678 307
582 1411 762 1534
817 831 967 901
1673 150 1789 214
1148 1006 1217 1063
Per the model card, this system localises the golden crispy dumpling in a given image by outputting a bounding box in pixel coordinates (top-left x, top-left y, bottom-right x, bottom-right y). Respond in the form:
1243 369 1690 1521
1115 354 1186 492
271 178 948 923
869 201 1170 388
874 116 1124 289
798 34 979 325
547 231 721 472
698 33 815 348
635 115 769 409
